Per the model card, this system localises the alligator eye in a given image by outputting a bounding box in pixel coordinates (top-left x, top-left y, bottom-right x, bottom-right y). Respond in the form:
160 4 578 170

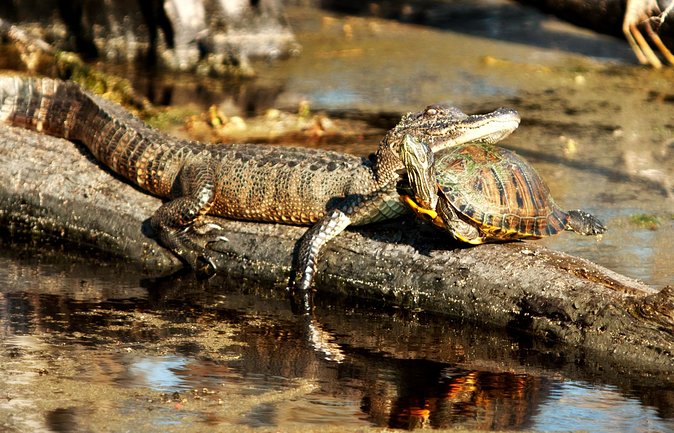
425 107 437 116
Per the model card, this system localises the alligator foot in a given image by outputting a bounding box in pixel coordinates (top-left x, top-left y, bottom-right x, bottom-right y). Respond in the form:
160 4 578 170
190 220 231 277
623 0 674 68
153 219 229 278
168 229 222 277
194 255 217 278
192 219 229 243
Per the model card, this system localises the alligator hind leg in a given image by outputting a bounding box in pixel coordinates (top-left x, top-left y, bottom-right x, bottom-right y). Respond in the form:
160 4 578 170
150 158 223 276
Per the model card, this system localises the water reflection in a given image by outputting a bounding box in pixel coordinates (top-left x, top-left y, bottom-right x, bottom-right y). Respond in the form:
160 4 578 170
129 356 191 391
1 249 673 432
534 382 674 433
362 367 545 430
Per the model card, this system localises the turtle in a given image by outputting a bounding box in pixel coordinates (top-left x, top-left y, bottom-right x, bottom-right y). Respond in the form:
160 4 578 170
397 134 606 244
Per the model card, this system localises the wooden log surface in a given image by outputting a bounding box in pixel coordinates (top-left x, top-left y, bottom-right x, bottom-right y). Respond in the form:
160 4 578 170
1 122 673 375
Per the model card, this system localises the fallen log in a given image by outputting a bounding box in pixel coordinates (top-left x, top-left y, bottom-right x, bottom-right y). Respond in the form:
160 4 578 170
1 121 673 375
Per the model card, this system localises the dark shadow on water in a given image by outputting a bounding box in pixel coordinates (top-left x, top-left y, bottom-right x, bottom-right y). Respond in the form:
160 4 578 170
46 407 81 433
318 0 643 63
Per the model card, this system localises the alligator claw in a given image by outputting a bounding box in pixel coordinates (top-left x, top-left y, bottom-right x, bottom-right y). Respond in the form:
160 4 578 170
193 220 229 243
195 254 217 279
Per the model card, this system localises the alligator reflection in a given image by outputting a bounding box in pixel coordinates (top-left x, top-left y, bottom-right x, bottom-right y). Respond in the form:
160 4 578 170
0 252 672 431
0 296 542 429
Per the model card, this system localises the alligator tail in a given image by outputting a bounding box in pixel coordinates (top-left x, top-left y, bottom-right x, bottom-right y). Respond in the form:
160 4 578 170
0 75 188 195
0 75 75 138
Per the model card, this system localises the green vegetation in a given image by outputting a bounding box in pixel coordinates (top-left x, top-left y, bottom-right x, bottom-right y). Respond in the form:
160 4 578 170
144 106 201 131
54 52 150 114
629 213 660 230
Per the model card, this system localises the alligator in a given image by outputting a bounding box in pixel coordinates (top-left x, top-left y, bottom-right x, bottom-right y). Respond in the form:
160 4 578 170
0 75 520 312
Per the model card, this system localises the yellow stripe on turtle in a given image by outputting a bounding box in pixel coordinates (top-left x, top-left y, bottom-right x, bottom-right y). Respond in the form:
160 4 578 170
401 195 445 229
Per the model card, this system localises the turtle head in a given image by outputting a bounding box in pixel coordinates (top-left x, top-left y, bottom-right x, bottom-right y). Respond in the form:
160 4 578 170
398 134 438 211
383 105 521 155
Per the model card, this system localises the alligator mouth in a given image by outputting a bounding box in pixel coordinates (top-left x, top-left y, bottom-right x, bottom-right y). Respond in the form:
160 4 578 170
426 107 521 151
450 107 520 143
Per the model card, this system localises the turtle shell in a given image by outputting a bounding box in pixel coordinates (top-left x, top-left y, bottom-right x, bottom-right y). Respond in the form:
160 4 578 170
434 143 569 240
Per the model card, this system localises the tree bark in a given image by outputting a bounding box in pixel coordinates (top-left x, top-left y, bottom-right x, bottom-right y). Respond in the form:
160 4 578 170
1 123 673 374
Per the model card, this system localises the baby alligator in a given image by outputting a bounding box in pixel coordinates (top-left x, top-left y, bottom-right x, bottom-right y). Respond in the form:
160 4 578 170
0 76 520 311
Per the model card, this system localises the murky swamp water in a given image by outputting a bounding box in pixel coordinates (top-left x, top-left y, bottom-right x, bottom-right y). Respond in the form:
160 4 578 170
2 2 674 432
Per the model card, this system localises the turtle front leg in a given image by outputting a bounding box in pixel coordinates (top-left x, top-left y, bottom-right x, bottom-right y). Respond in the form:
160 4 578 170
436 200 483 244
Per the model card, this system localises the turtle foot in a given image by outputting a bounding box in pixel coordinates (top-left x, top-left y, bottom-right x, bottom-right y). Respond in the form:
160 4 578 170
567 210 607 236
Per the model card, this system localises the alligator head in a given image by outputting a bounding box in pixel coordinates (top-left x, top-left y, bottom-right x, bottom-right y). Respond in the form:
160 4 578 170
374 104 521 184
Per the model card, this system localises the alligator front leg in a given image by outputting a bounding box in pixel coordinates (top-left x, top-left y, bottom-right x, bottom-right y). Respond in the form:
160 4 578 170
150 156 224 276
292 207 352 313
281 203 357 363
292 187 403 313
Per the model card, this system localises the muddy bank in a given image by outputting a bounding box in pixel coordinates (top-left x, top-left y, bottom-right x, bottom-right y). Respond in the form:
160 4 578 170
1 119 673 376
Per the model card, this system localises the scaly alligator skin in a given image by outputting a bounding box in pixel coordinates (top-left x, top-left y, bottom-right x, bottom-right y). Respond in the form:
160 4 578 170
0 75 520 311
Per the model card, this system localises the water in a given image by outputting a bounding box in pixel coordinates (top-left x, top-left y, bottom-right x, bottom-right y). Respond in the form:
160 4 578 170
2 1 674 432
1 249 673 432
533 382 673 433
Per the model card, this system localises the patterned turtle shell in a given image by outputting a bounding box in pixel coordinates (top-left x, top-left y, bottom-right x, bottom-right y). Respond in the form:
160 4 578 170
433 142 569 241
